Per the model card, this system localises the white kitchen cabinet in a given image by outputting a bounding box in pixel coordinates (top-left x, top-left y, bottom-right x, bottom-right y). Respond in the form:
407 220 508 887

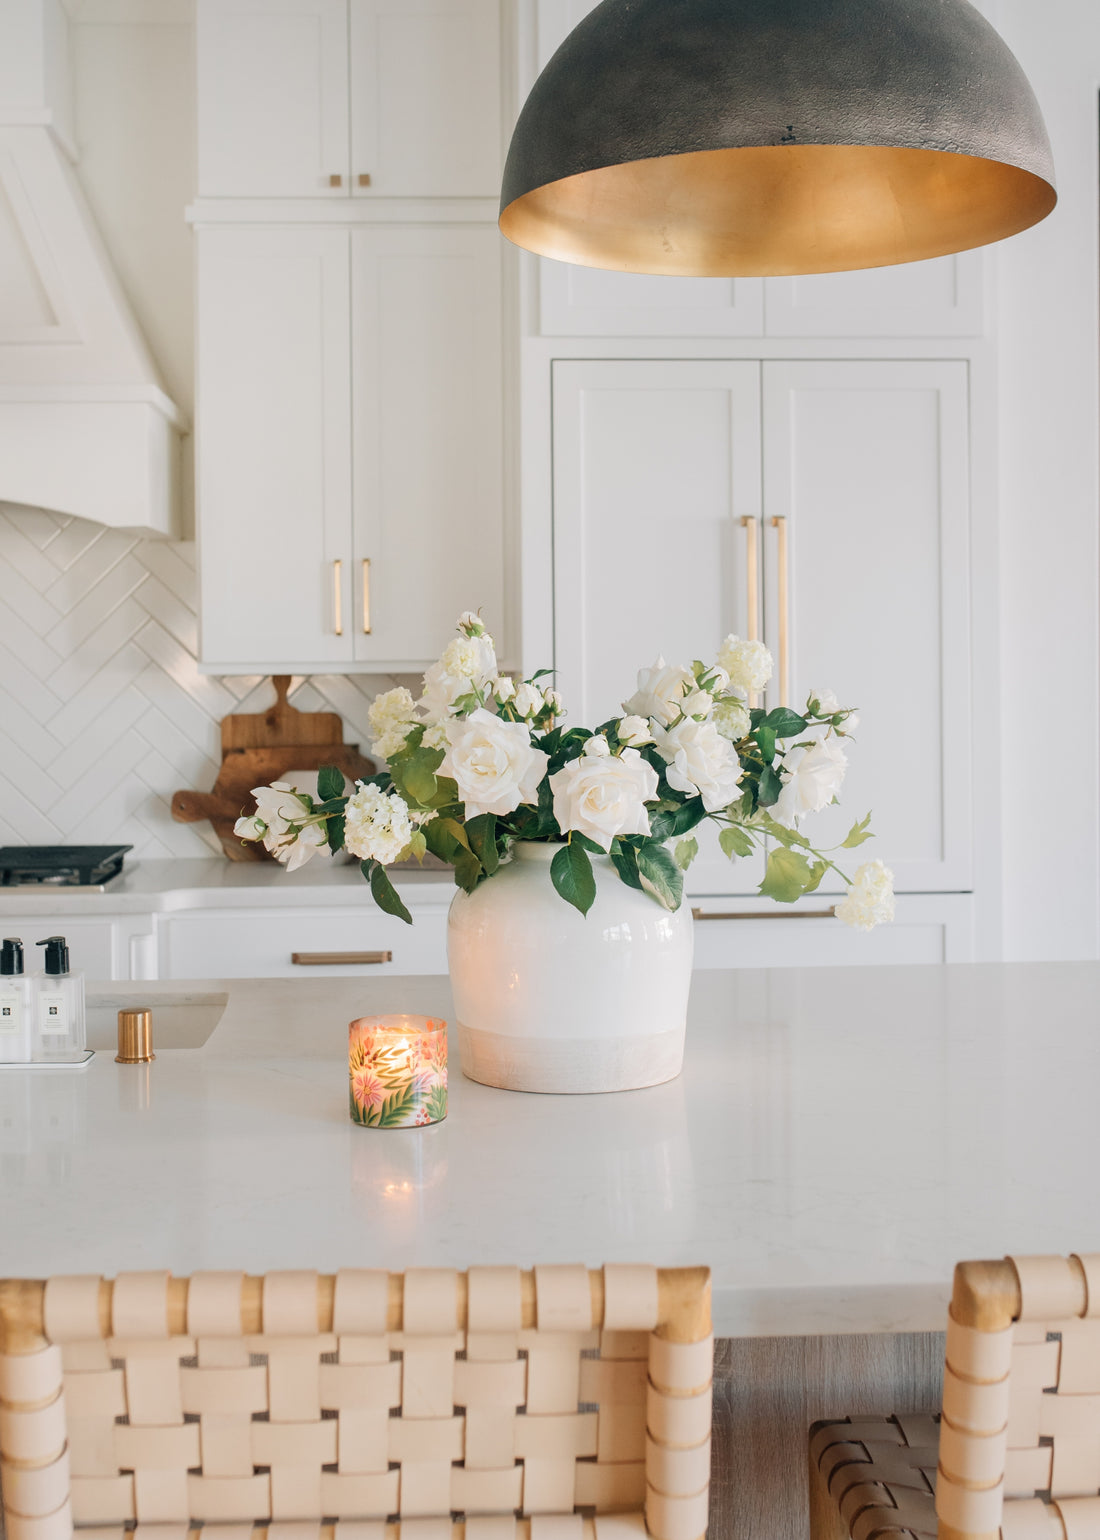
763 255 985 338
691 894 974 966
550 357 972 898
539 264 765 338
158 905 449 978
197 0 501 199
0 916 156 981
197 226 354 669
197 223 503 671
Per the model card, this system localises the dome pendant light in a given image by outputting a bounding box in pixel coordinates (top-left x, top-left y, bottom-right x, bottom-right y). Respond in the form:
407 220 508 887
499 0 1057 276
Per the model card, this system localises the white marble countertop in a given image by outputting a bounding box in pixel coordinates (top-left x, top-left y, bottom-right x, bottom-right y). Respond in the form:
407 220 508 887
2 962 1098 1338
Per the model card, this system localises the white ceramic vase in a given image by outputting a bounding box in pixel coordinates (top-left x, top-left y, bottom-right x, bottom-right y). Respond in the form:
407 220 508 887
448 841 694 1094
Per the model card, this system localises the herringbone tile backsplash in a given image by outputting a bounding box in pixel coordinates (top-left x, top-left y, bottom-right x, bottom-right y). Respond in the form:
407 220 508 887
0 506 403 858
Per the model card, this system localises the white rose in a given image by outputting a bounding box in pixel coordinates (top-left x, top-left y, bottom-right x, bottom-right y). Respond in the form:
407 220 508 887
707 666 730 693
713 698 751 742
344 782 414 866
841 712 860 736
234 814 265 841
623 656 694 726
420 632 497 719
550 747 659 850
716 636 773 696
458 610 486 635
513 682 543 718
651 719 743 812
580 735 609 757
441 707 548 818
679 689 713 719
276 820 331 872
836 860 896 932
617 714 654 748
771 733 848 828
543 687 564 715
493 675 516 703
368 685 418 760
809 687 840 716
251 782 310 842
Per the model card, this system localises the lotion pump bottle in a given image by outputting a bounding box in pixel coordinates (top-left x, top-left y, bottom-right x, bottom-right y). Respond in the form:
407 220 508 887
34 936 86 1060
0 938 32 1063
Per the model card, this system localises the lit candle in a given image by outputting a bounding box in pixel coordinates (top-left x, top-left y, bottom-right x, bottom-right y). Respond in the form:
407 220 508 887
348 1014 447 1128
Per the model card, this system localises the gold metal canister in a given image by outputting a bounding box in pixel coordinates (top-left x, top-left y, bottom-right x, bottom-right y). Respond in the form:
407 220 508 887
116 1009 155 1064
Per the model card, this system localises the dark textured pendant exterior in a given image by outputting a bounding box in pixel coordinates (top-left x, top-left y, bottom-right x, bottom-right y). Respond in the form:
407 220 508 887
499 0 1057 276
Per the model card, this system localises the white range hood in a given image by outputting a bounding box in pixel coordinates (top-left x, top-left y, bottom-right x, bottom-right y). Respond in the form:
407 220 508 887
0 0 183 535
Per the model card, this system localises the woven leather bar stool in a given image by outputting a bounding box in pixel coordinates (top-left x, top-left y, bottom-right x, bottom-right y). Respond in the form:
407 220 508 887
0 1264 713 1540
810 1252 1100 1540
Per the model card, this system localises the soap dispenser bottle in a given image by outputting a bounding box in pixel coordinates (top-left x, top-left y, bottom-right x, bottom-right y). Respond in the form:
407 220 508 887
0 938 32 1063
34 936 86 1060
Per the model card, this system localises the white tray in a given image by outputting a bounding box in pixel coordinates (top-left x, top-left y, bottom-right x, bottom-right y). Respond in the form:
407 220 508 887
0 1050 94 1071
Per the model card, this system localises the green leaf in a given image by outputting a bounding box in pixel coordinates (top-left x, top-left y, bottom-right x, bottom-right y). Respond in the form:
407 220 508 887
674 836 699 871
610 840 644 891
465 813 499 874
755 723 776 765
636 841 684 911
377 1082 418 1128
719 825 755 860
425 1083 448 1123
453 845 483 894
804 859 828 895
367 861 413 924
759 846 814 904
326 814 346 853
761 815 810 849
762 707 808 739
841 812 875 849
401 748 444 806
436 817 471 850
551 841 596 916
649 797 707 841
317 764 345 802
569 831 607 855
758 763 783 808
409 829 427 862
423 817 459 863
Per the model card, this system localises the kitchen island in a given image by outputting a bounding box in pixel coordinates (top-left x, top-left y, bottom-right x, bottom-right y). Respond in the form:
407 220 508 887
3 962 1098 1536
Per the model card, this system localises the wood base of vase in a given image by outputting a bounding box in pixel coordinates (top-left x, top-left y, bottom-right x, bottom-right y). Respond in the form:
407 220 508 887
456 1023 685 1094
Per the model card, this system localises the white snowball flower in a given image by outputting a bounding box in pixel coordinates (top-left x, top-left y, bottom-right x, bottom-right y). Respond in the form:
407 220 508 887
716 636 773 696
344 783 414 866
441 707 549 818
583 735 611 757
809 687 840 716
771 734 848 828
623 656 695 726
713 698 751 742
493 675 516 703
550 748 659 849
836 860 896 932
617 714 654 748
513 682 543 718
420 630 497 720
421 721 448 751
651 719 743 812
368 685 419 760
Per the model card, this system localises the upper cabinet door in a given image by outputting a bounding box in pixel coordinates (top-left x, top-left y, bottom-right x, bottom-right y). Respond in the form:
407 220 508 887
551 359 766 895
197 227 354 669
197 0 350 197
761 360 972 893
764 253 985 338
350 225 504 667
349 0 502 196
539 263 765 338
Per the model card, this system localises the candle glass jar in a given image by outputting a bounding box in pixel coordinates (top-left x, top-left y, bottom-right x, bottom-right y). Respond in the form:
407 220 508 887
348 1015 448 1128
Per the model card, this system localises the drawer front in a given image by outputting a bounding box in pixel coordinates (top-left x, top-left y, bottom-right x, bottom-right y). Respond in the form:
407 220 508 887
690 895 973 968
159 906 449 979
0 918 120 979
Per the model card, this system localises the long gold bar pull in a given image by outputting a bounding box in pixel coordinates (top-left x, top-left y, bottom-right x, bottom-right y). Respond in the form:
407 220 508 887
362 558 372 635
771 515 790 707
333 559 343 636
740 515 761 707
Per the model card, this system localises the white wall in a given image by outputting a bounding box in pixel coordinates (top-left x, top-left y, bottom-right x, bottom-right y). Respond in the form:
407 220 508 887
996 0 1100 959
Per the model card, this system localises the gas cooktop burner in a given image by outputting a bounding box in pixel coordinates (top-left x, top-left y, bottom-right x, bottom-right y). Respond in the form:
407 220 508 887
0 845 133 888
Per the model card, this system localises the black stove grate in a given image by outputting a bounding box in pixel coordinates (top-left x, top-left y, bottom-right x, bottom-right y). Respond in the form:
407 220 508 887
0 845 133 887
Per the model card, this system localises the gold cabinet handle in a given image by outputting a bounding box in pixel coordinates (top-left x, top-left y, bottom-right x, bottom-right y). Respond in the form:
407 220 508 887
692 907 837 922
333 559 343 636
740 514 761 706
292 950 393 966
362 557 372 635
771 515 790 707
358 173 372 187
329 173 343 187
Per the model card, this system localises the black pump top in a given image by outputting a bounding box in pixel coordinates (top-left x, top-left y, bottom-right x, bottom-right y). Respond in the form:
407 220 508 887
36 936 69 975
0 938 23 976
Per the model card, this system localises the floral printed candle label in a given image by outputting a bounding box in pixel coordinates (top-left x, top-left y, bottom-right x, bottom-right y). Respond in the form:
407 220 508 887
348 1015 448 1128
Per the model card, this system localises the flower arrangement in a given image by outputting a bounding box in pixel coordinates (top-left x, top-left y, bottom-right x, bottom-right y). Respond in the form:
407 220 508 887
236 613 895 930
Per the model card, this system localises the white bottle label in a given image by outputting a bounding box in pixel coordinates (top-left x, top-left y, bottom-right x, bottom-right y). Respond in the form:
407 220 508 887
39 991 68 1035
0 995 21 1034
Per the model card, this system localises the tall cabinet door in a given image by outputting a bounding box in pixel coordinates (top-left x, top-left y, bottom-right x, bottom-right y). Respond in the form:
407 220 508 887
349 0 502 196
196 0 350 197
350 226 504 667
551 360 765 896
198 227 353 669
762 360 972 893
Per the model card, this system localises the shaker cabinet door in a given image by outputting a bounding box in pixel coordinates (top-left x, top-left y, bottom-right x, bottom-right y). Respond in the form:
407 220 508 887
197 0 350 197
761 359 972 892
551 359 766 896
197 227 354 669
350 225 504 667
349 0 502 196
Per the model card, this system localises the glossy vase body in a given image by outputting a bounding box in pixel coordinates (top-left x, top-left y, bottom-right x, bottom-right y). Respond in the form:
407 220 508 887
448 842 694 1094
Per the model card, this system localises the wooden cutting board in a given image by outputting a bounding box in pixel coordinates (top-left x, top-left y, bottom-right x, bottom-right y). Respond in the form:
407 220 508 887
172 679 375 861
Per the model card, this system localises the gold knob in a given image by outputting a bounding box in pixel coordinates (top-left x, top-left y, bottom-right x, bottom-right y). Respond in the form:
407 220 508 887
116 1009 155 1064
358 173 372 187
329 172 343 187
